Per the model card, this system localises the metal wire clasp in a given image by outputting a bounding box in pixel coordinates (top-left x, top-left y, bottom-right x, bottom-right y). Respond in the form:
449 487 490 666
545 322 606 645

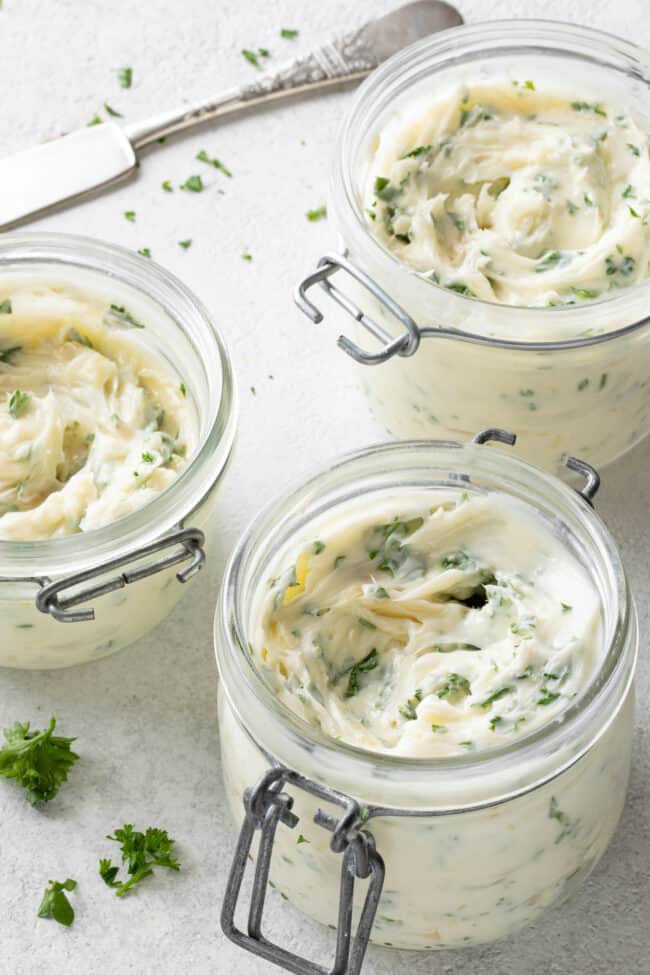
221 766 385 975
35 524 205 622
295 253 420 365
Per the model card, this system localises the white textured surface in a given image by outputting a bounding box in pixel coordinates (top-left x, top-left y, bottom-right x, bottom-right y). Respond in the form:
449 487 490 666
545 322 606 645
0 1 649 973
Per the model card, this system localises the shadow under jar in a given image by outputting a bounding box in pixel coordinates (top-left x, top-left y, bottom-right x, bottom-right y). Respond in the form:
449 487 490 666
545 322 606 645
296 21 650 475
215 436 637 972
0 233 236 669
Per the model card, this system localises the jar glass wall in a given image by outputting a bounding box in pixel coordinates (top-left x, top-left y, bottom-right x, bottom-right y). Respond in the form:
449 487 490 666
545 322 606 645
215 439 637 952
312 21 650 473
0 233 236 668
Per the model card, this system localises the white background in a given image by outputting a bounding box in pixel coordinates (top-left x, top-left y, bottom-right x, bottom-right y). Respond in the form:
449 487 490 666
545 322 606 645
0 1 648 972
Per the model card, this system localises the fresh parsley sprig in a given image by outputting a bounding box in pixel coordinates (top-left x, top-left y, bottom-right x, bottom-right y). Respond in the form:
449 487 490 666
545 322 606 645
0 717 79 803
100 824 180 897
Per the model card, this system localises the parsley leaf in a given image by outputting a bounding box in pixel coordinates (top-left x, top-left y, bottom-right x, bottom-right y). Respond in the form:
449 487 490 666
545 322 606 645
0 298 12 314
0 717 79 803
118 67 132 89
105 303 145 329
0 344 21 362
242 48 269 68
124 210 136 222
100 824 180 897
280 28 299 39
344 648 379 698
196 149 232 178
162 180 173 192
37 878 77 926
178 239 192 249
306 206 327 222
137 248 151 258
104 102 123 117
8 389 30 419
180 175 203 193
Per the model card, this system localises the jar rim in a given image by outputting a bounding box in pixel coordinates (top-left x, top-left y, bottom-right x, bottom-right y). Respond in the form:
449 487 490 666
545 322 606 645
0 231 237 576
215 438 636 803
331 18 650 341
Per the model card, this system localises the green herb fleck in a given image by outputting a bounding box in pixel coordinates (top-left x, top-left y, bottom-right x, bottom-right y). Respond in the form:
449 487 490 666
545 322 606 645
87 114 102 127
399 689 422 721
537 690 560 706
436 673 471 701
313 541 325 555
345 648 379 698
605 254 636 276
104 102 123 117
577 378 589 391
399 144 432 159
8 389 30 419
0 299 12 314
106 303 144 329
179 383 187 397
137 248 151 258
124 210 136 222
241 251 252 261
196 149 232 178
296 833 310 844
489 716 503 731
118 67 132 89
627 143 640 156
162 180 173 192
306 206 327 222
535 249 562 273
37 878 77 927
178 239 192 249
0 344 20 362
599 372 608 390
561 602 573 612
448 211 465 231
480 686 513 709
523 80 535 90
280 28 299 39
180 175 203 193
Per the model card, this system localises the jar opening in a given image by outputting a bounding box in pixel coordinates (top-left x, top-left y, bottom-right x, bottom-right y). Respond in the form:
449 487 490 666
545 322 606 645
0 232 237 577
216 440 635 806
332 19 650 340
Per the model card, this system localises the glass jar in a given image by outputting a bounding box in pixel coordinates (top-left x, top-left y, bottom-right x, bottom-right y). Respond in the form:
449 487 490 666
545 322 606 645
296 21 650 475
215 435 636 972
0 233 236 669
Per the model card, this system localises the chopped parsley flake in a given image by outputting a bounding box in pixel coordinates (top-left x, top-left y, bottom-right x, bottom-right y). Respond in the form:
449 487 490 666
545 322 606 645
0 299 12 314
8 389 30 419
280 28 299 39
345 648 379 698
118 67 132 89
306 205 327 222
162 180 173 192
104 102 123 117
178 239 192 249
180 175 204 193
124 210 136 222
196 149 232 178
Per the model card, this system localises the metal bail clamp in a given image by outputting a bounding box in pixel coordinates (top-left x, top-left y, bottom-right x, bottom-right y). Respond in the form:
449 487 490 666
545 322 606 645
221 766 385 975
295 252 421 365
35 523 205 622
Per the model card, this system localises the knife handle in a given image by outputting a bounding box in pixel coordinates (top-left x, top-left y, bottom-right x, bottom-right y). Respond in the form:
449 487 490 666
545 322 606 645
125 30 378 151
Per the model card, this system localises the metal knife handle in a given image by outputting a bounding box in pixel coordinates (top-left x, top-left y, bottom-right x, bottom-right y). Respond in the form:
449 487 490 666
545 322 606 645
125 36 378 150
124 2 463 150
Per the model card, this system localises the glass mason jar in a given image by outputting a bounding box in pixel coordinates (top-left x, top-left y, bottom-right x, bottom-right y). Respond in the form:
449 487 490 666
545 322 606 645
0 233 236 669
215 435 636 972
296 21 650 475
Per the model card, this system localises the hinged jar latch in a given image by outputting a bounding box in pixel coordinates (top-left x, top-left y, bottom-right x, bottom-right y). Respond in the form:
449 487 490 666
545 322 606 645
221 765 385 975
471 428 601 507
34 522 205 622
295 252 421 365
